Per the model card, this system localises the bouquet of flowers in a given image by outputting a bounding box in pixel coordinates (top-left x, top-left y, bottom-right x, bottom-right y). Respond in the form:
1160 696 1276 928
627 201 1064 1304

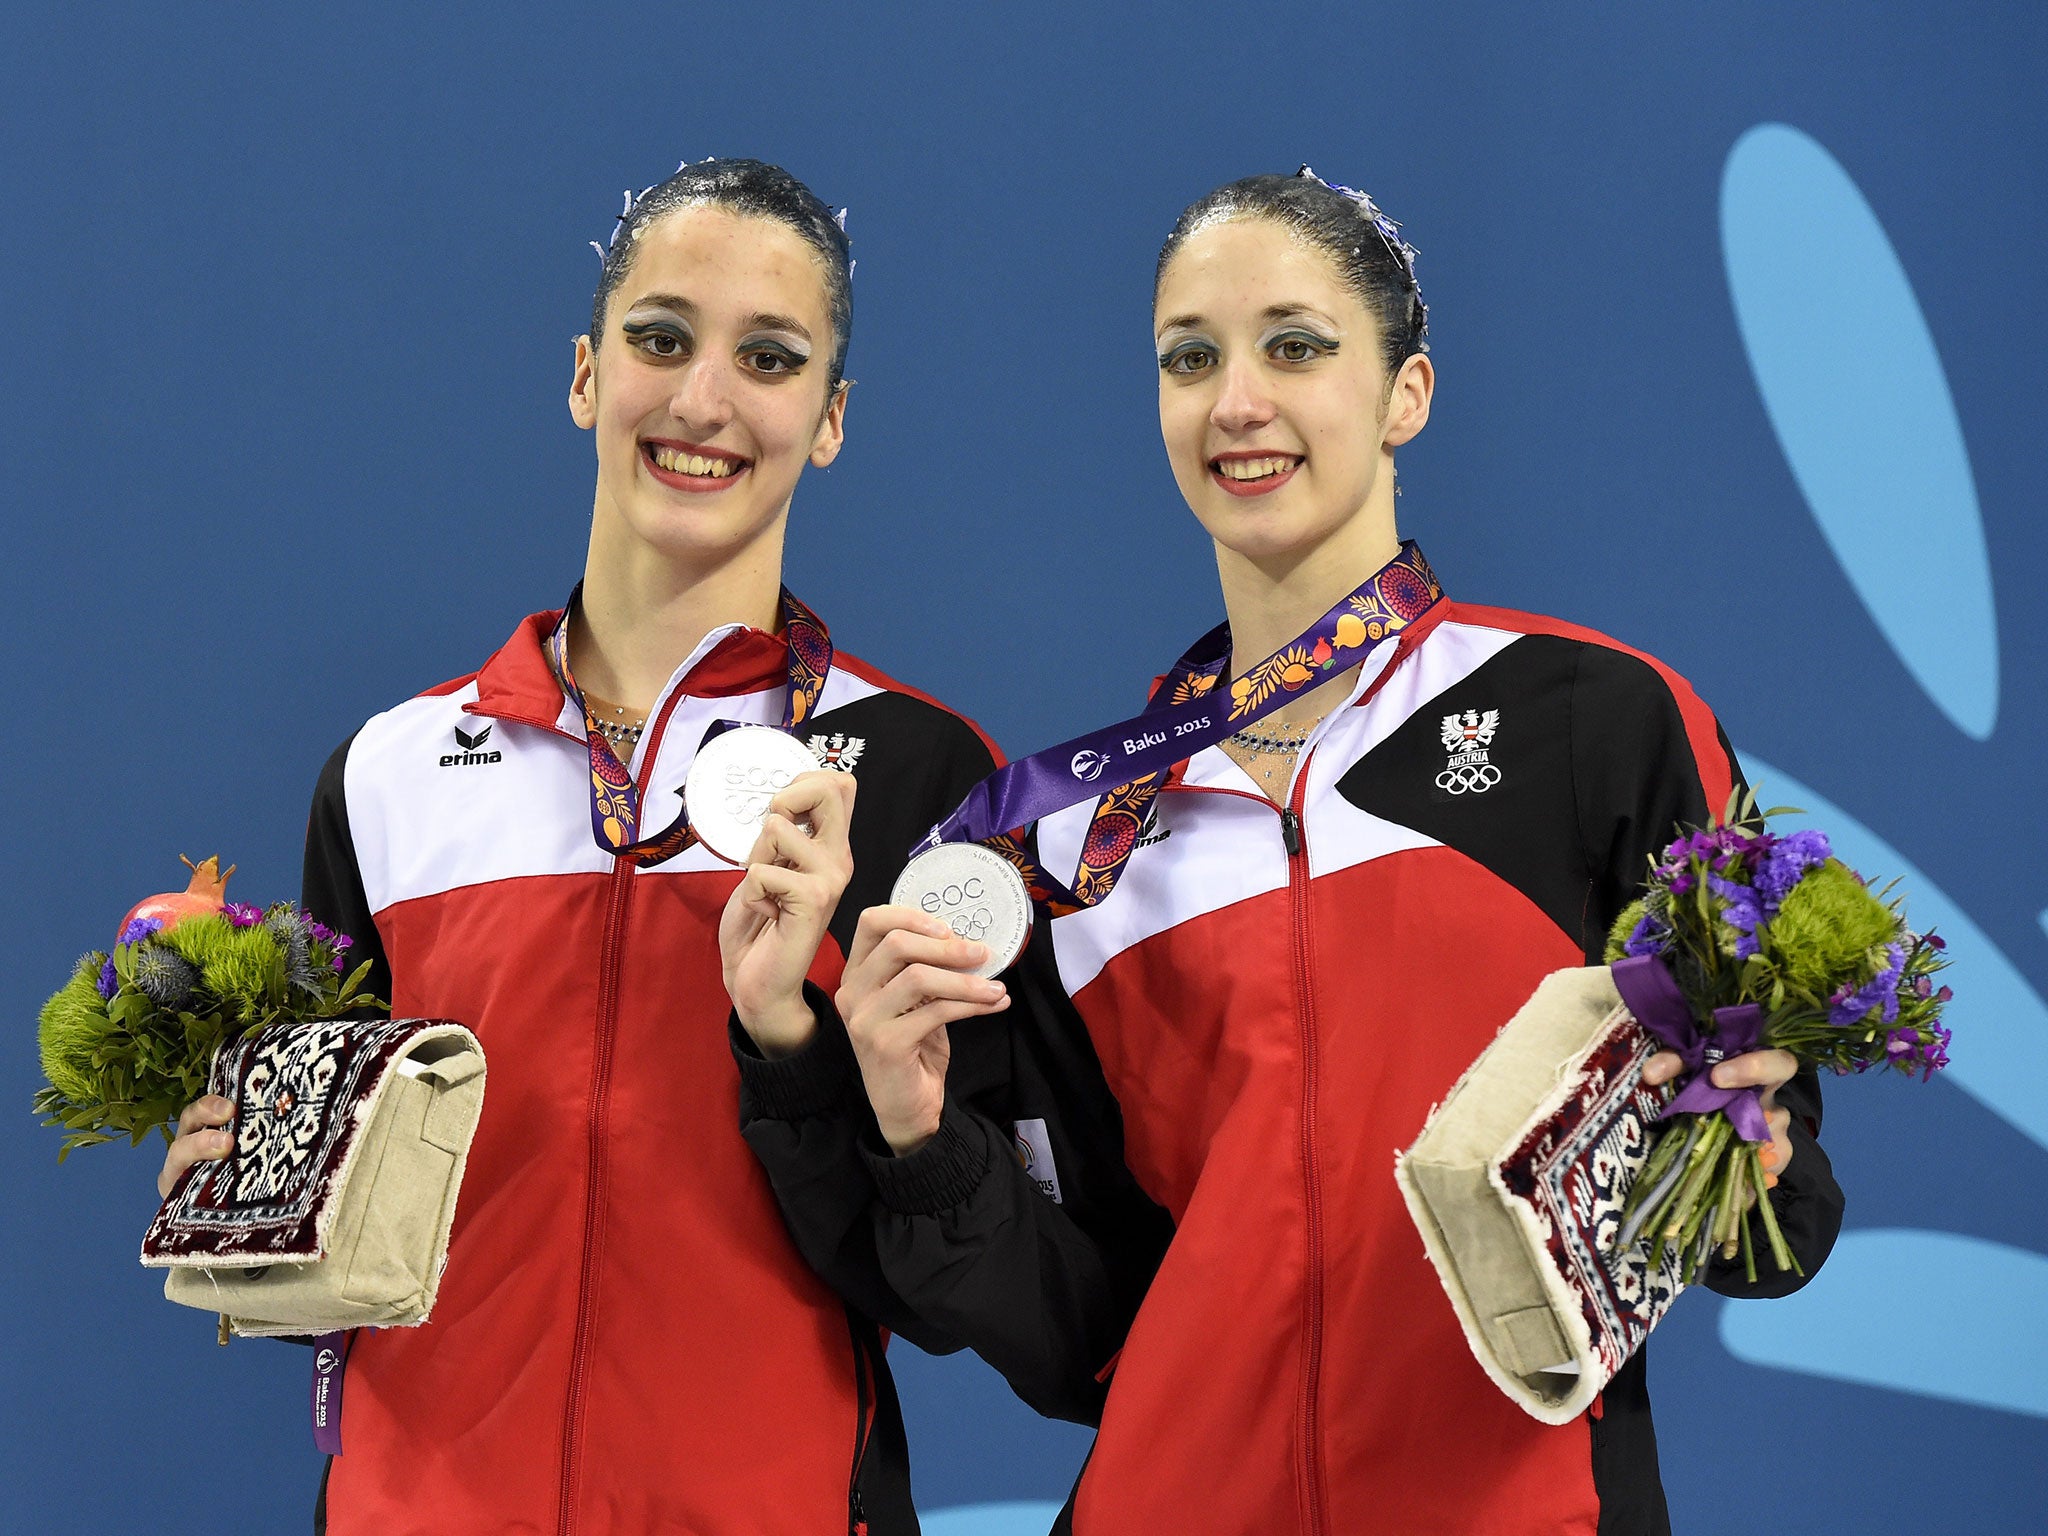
1604 795 1951 1284
35 856 382 1159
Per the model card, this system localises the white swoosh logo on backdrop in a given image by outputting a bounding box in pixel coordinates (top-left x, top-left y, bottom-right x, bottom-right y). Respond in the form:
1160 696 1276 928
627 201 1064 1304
1718 123 2046 1418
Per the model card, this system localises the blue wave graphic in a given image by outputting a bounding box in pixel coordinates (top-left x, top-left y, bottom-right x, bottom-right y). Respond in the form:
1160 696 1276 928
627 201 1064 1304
1721 123 1998 739
1739 755 2047 1150
1727 755 2048 1417
1721 1229 2048 1418
921 1501 1066 1535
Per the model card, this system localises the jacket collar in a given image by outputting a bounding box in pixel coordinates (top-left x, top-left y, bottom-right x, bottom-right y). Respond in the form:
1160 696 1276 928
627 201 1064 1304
469 607 791 732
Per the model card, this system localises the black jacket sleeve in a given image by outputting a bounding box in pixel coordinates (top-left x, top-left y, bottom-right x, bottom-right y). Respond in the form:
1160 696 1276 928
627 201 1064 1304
301 732 391 1004
734 925 1174 1422
733 706 1172 1420
855 921 1174 1422
732 704 1000 1353
1569 647 1844 1296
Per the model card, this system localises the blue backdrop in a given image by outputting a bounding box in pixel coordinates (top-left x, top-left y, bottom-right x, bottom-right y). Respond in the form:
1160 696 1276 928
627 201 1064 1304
3 4 2043 1532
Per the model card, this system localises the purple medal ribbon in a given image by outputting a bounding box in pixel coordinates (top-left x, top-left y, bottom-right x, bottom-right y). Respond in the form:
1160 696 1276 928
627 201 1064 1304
920 543 1444 910
544 585 833 868
1610 953 1772 1142
311 1330 351 1455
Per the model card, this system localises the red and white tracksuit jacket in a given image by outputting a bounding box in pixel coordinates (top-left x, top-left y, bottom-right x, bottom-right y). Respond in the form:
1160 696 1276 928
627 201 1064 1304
303 604 997 1536
740 595 1844 1536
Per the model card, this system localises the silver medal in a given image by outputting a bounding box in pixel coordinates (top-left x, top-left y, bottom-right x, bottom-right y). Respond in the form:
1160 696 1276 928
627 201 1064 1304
684 725 822 866
890 842 1032 979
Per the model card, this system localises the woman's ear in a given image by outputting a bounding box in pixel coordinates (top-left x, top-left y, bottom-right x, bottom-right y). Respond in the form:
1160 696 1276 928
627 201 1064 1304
809 379 850 468
568 334 598 431
1382 352 1434 449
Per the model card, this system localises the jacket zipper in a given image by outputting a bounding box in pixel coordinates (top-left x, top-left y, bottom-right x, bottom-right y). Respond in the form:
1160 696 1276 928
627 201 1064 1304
847 1315 876 1536
1282 777 1328 1536
556 856 636 1536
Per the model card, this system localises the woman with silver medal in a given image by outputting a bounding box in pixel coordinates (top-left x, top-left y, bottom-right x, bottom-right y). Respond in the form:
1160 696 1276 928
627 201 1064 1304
150 158 1004 1535
732 169 1844 1534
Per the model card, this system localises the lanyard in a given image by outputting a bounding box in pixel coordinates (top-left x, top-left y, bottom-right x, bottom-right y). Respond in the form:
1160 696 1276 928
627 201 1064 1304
923 542 1443 912
544 585 834 868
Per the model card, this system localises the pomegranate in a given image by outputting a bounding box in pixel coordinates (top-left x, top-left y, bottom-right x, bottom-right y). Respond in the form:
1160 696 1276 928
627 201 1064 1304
119 855 236 938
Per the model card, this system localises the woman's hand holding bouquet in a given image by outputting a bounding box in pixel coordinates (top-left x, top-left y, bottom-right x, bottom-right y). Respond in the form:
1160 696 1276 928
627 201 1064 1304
1605 795 1951 1283
35 856 382 1168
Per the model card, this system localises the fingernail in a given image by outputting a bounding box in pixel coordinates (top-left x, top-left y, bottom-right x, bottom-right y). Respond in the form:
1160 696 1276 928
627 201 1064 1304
966 942 988 961
1710 1066 1731 1087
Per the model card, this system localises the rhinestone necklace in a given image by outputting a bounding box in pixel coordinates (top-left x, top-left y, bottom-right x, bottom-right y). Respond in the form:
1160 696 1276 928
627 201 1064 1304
582 688 648 752
1223 716 1322 785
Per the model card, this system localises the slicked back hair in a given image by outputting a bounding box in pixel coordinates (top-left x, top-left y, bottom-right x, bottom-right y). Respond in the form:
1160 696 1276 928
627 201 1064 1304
590 158 853 388
1156 172 1427 378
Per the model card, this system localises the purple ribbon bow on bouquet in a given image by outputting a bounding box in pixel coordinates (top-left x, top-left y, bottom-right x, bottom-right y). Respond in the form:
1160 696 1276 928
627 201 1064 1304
1610 954 1772 1143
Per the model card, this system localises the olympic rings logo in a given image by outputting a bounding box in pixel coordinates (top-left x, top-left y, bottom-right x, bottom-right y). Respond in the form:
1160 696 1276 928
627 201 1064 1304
1436 763 1502 795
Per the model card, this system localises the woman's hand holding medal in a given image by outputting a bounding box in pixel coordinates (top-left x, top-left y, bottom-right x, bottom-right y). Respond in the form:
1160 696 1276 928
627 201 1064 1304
837 908 1011 1155
718 770 859 1059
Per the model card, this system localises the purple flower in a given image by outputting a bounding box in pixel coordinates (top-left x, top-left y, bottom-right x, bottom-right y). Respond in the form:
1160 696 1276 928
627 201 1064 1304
1828 943 1907 1026
333 933 354 954
117 916 163 946
1707 873 1767 958
96 955 118 1000
1922 1022 1953 1079
332 953 348 974
224 902 264 928
1755 830 1831 905
1623 909 1668 958
307 920 335 945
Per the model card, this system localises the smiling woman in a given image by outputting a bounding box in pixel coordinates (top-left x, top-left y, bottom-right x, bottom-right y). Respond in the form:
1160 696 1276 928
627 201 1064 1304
729 166 1846 1536
149 157 1007 1536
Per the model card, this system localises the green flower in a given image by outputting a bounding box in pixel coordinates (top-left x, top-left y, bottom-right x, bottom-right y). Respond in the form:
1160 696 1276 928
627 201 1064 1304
1765 858 1897 997
38 955 111 1106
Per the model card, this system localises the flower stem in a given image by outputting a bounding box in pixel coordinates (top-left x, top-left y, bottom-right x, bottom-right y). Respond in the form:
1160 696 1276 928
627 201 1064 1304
1738 1163 1758 1284
1622 1113 1689 1224
1715 1142 1745 1259
1618 1116 1703 1250
1661 1114 1731 1245
1748 1142 1803 1276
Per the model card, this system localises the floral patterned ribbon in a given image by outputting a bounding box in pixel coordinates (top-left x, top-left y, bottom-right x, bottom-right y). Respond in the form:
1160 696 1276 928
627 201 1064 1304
922 542 1444 914
544 585 833 868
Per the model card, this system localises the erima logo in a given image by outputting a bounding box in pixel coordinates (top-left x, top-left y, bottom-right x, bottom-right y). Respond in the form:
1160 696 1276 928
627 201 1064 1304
1012 1118 1063 1204
440 721 502 768
1070 749 1107 782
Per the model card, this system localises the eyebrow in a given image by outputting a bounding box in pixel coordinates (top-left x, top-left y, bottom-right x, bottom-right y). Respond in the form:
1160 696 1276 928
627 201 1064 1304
1155 302 1340 336
623 292 697 318
622 296 814 347
742 311 814 343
